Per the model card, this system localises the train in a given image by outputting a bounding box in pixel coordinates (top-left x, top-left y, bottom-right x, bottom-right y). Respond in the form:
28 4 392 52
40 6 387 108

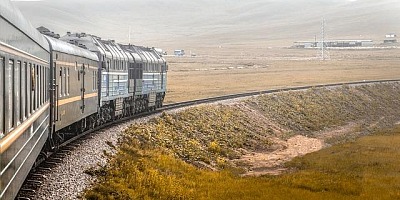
0 1 168 199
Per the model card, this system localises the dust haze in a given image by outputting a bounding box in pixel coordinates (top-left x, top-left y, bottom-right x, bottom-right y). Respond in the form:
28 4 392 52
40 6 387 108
15 0 400 50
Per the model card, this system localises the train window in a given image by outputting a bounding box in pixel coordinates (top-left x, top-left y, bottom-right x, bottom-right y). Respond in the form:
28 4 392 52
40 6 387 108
47 67 49 101
34 65 37 109
44 67 47 101
43 66 45 102
96 71 98 90
44 67 46 101
59 67 63 97
42 66 45 105
5 59 14 132
36 65 43 105
67 68 70 95
21 62 26 121
0 57 4 138
78 65 80 81
38 65 41 106
39 65 42 106
32 64 35 111
64 67 67 96
15 61 21 125
36 64 39 110
28 63 32 115
25 63 28 117
93 71 95 91
41 66 43 104
140 64 143 79
45 68 48 101
43 66 45 103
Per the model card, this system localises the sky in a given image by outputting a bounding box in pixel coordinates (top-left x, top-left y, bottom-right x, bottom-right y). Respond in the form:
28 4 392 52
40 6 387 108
12 0 400 49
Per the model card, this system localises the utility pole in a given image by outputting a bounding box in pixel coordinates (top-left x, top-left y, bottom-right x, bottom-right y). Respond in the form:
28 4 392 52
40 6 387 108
320 18 330 60
321 18 325 60
128 26 131 45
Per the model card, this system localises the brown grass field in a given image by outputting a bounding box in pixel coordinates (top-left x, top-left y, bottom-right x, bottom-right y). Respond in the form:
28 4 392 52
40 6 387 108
164 46 400 103
85 83 400 199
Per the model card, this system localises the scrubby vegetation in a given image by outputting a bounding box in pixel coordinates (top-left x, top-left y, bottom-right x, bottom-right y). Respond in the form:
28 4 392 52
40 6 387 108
85 83 400 199
86 127 400 200
247 83 400 136
120 105 275 170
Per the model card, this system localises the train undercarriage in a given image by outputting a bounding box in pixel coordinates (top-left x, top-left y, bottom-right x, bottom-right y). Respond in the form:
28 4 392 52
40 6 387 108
40 92 165 162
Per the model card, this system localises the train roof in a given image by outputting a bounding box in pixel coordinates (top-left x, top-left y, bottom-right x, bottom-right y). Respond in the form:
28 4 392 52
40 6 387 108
45 36 99 61
0 0 49 51
120 45 166 64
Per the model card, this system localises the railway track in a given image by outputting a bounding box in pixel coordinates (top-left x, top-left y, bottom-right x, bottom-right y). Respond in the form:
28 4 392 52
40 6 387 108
161 79 400 110
17 78 400 199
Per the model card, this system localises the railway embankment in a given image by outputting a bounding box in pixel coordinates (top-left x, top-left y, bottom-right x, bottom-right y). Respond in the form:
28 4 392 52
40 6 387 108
85 82 400 199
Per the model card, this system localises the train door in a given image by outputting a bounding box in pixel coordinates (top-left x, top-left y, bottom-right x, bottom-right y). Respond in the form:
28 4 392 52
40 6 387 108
128 63 134 93
52 61 58 124
161 64 164 89
81 64 85 113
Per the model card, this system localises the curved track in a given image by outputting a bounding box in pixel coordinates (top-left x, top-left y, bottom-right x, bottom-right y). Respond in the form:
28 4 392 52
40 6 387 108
161 79 400 110
17 78 400 199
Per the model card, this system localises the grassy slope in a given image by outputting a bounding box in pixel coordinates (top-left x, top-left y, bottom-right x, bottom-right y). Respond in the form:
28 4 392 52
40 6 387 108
247 83 400 135
86 129 400 200
85 83 400 199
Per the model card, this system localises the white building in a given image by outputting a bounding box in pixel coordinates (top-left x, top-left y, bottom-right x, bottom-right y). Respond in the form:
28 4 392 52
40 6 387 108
174 49 185 56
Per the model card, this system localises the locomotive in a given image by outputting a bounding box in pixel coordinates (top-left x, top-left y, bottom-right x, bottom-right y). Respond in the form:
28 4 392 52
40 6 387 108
0 1 167 199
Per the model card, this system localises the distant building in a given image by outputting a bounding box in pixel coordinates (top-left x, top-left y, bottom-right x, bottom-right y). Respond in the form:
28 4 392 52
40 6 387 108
384 33 397 43
174 49 185 56
293 40 373 48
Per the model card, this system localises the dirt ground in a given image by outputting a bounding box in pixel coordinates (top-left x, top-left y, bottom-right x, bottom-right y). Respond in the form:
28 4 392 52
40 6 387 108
232 111 384 176
238 135 324 176
164 46 400 103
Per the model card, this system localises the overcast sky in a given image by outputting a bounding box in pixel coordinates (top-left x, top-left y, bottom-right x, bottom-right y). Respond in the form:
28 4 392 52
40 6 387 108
13 0 400 48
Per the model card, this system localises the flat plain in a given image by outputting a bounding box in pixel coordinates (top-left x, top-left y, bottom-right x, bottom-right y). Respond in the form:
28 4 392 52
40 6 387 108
164 46 400 103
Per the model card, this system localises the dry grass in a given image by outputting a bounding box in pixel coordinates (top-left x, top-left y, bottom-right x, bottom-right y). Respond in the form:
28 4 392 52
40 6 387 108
165 47 400 103
85 127 400 200
85 83 400 199
247 83 400 136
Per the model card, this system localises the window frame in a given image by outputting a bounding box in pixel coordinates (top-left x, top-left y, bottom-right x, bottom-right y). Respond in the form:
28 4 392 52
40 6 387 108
14 61 21 125
21 62 26 121
0 57 4 138
67 67 70 95
5 59 15 132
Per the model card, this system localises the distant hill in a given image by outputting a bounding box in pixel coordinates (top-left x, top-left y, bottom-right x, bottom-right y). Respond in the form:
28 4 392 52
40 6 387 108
14 0 400 49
